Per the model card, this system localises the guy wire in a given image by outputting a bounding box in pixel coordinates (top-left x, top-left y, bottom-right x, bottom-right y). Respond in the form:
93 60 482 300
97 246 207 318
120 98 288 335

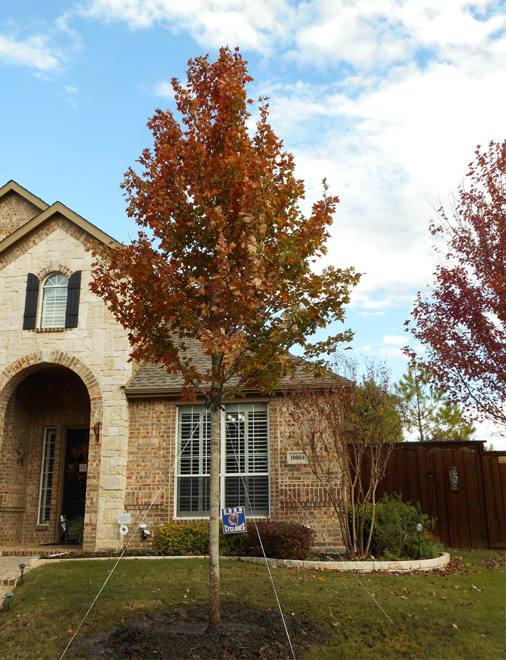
58 408 208 660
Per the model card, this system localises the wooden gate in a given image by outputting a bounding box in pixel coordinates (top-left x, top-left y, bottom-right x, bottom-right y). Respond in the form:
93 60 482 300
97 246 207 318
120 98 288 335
364 441 505 549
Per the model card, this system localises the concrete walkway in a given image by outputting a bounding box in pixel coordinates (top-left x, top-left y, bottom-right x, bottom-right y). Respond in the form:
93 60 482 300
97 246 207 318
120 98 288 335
0 555 38 604
1 546 70 605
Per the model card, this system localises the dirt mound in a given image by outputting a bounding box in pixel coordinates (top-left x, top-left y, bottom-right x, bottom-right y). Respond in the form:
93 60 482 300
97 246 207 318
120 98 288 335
69 606 323 659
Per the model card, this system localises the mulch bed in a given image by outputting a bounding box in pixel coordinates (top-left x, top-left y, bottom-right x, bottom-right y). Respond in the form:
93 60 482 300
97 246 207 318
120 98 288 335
69 606 324 659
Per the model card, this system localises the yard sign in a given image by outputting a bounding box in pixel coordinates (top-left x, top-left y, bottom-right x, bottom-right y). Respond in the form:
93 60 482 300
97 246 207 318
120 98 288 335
222 506 247 534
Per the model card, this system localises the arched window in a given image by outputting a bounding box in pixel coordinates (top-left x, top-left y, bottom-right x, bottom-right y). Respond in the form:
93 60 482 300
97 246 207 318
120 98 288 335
41 274 68 328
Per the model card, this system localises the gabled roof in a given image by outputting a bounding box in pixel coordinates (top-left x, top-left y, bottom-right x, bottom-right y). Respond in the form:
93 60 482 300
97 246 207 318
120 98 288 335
0 180 49 212
0 180 120 256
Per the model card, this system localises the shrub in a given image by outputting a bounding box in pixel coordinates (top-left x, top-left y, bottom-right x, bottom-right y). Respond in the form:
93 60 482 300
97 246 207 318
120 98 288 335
67 516 84 545
152 520 315 559
153 521 210 555
247 521 315 560
349 494 445 560
219 528 250 556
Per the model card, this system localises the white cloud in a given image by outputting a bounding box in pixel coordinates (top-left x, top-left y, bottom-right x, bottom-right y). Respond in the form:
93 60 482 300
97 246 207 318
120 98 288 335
295 0 506 68
357 311 386 317
383 335 405 347
64 85 79 93
257 12 505 310
79 0 506 64
379 347 409 360
0 34 60 71
151 80 174 98
79 0 294 52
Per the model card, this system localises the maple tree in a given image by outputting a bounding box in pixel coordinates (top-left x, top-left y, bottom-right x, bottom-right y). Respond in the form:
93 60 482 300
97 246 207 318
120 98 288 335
406 140 506 428
91 47 360 627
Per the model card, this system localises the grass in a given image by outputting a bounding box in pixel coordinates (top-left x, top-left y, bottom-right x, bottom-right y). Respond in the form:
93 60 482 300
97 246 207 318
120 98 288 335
0 549 504 660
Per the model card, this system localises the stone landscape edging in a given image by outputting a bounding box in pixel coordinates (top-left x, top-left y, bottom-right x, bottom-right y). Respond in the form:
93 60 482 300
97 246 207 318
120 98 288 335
234 552 451 573
27 552 450 573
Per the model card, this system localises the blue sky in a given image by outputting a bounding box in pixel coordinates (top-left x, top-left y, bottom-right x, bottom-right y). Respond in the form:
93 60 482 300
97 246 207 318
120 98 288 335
1 0 505 444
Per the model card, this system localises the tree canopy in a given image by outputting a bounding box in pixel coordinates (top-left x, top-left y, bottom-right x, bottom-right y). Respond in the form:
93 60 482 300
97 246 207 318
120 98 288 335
406 140 506 427
91 48 360 403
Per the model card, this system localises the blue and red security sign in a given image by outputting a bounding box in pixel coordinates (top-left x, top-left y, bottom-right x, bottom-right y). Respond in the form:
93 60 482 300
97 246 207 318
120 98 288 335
222 506 247 534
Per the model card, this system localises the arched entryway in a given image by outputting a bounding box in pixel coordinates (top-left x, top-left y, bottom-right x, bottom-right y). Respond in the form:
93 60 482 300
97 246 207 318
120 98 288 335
0 354 103 549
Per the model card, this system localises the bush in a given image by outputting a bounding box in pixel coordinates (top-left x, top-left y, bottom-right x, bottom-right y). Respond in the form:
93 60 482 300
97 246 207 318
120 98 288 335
247 521 315 560
153 521 210 555
67 516 84 545
152 520 315 560
349 494 445 560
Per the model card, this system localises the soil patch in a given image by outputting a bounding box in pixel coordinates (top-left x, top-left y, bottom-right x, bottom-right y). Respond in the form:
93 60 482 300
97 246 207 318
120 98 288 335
69 606 324 659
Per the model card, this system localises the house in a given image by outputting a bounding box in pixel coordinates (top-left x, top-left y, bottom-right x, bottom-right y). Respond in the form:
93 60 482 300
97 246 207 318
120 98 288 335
0 181 344 552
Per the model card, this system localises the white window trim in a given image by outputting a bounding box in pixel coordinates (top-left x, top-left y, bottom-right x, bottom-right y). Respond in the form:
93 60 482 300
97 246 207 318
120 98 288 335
174 404 270 520
37 427 57 525
39 273 68 329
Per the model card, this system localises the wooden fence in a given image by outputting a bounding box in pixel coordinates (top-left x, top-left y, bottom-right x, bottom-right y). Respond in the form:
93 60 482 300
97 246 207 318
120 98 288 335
362 441 505 549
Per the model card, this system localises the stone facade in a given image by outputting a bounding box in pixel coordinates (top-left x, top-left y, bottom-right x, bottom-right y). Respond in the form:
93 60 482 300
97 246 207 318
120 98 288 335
0 183 132 550
0 182 344 553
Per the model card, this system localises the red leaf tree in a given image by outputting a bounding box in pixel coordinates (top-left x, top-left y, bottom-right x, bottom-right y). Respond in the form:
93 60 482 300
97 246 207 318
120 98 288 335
406 140 506 427
91 47 360 627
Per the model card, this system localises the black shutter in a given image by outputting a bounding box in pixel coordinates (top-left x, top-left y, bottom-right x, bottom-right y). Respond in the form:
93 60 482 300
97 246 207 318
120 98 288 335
65 270 81 328
23 273 39 330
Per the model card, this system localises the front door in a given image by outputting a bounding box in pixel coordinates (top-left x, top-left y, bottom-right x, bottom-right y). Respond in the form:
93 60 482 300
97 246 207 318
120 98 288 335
60 429 89 540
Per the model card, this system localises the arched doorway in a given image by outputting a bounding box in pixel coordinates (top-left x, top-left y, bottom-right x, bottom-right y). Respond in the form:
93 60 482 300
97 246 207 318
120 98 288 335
0 365 91 547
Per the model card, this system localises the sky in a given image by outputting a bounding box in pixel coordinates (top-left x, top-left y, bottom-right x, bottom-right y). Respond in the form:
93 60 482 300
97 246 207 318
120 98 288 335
1 0 505 446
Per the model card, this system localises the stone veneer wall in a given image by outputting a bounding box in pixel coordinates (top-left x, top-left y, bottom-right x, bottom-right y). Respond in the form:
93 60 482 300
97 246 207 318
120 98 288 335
0 192 42 242
0 216 132 550
124 396 344 550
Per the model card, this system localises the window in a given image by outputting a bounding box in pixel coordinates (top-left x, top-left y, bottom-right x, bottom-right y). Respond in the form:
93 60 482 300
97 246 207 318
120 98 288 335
176 403 269 518
22 270 81 330
41 274 68 328
38 428 57 525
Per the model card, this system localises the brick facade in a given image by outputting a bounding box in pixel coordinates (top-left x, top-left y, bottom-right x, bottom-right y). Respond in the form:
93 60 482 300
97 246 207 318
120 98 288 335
0 191 42 243
123 396 343 550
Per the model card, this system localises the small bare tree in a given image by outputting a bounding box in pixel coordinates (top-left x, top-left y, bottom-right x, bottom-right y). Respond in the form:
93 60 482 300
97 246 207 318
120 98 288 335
286 358 402 559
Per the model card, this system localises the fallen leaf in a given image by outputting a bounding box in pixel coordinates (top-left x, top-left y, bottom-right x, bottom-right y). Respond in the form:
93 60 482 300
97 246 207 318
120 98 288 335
68 629 73 634
318 577 325 581
399 626 405 631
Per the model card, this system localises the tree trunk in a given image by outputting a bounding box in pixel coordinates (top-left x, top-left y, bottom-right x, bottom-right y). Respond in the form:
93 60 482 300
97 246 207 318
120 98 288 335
208 401 221 629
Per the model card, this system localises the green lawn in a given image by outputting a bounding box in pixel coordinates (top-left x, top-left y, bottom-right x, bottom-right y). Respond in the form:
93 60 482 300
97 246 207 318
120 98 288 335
1 549 504 660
